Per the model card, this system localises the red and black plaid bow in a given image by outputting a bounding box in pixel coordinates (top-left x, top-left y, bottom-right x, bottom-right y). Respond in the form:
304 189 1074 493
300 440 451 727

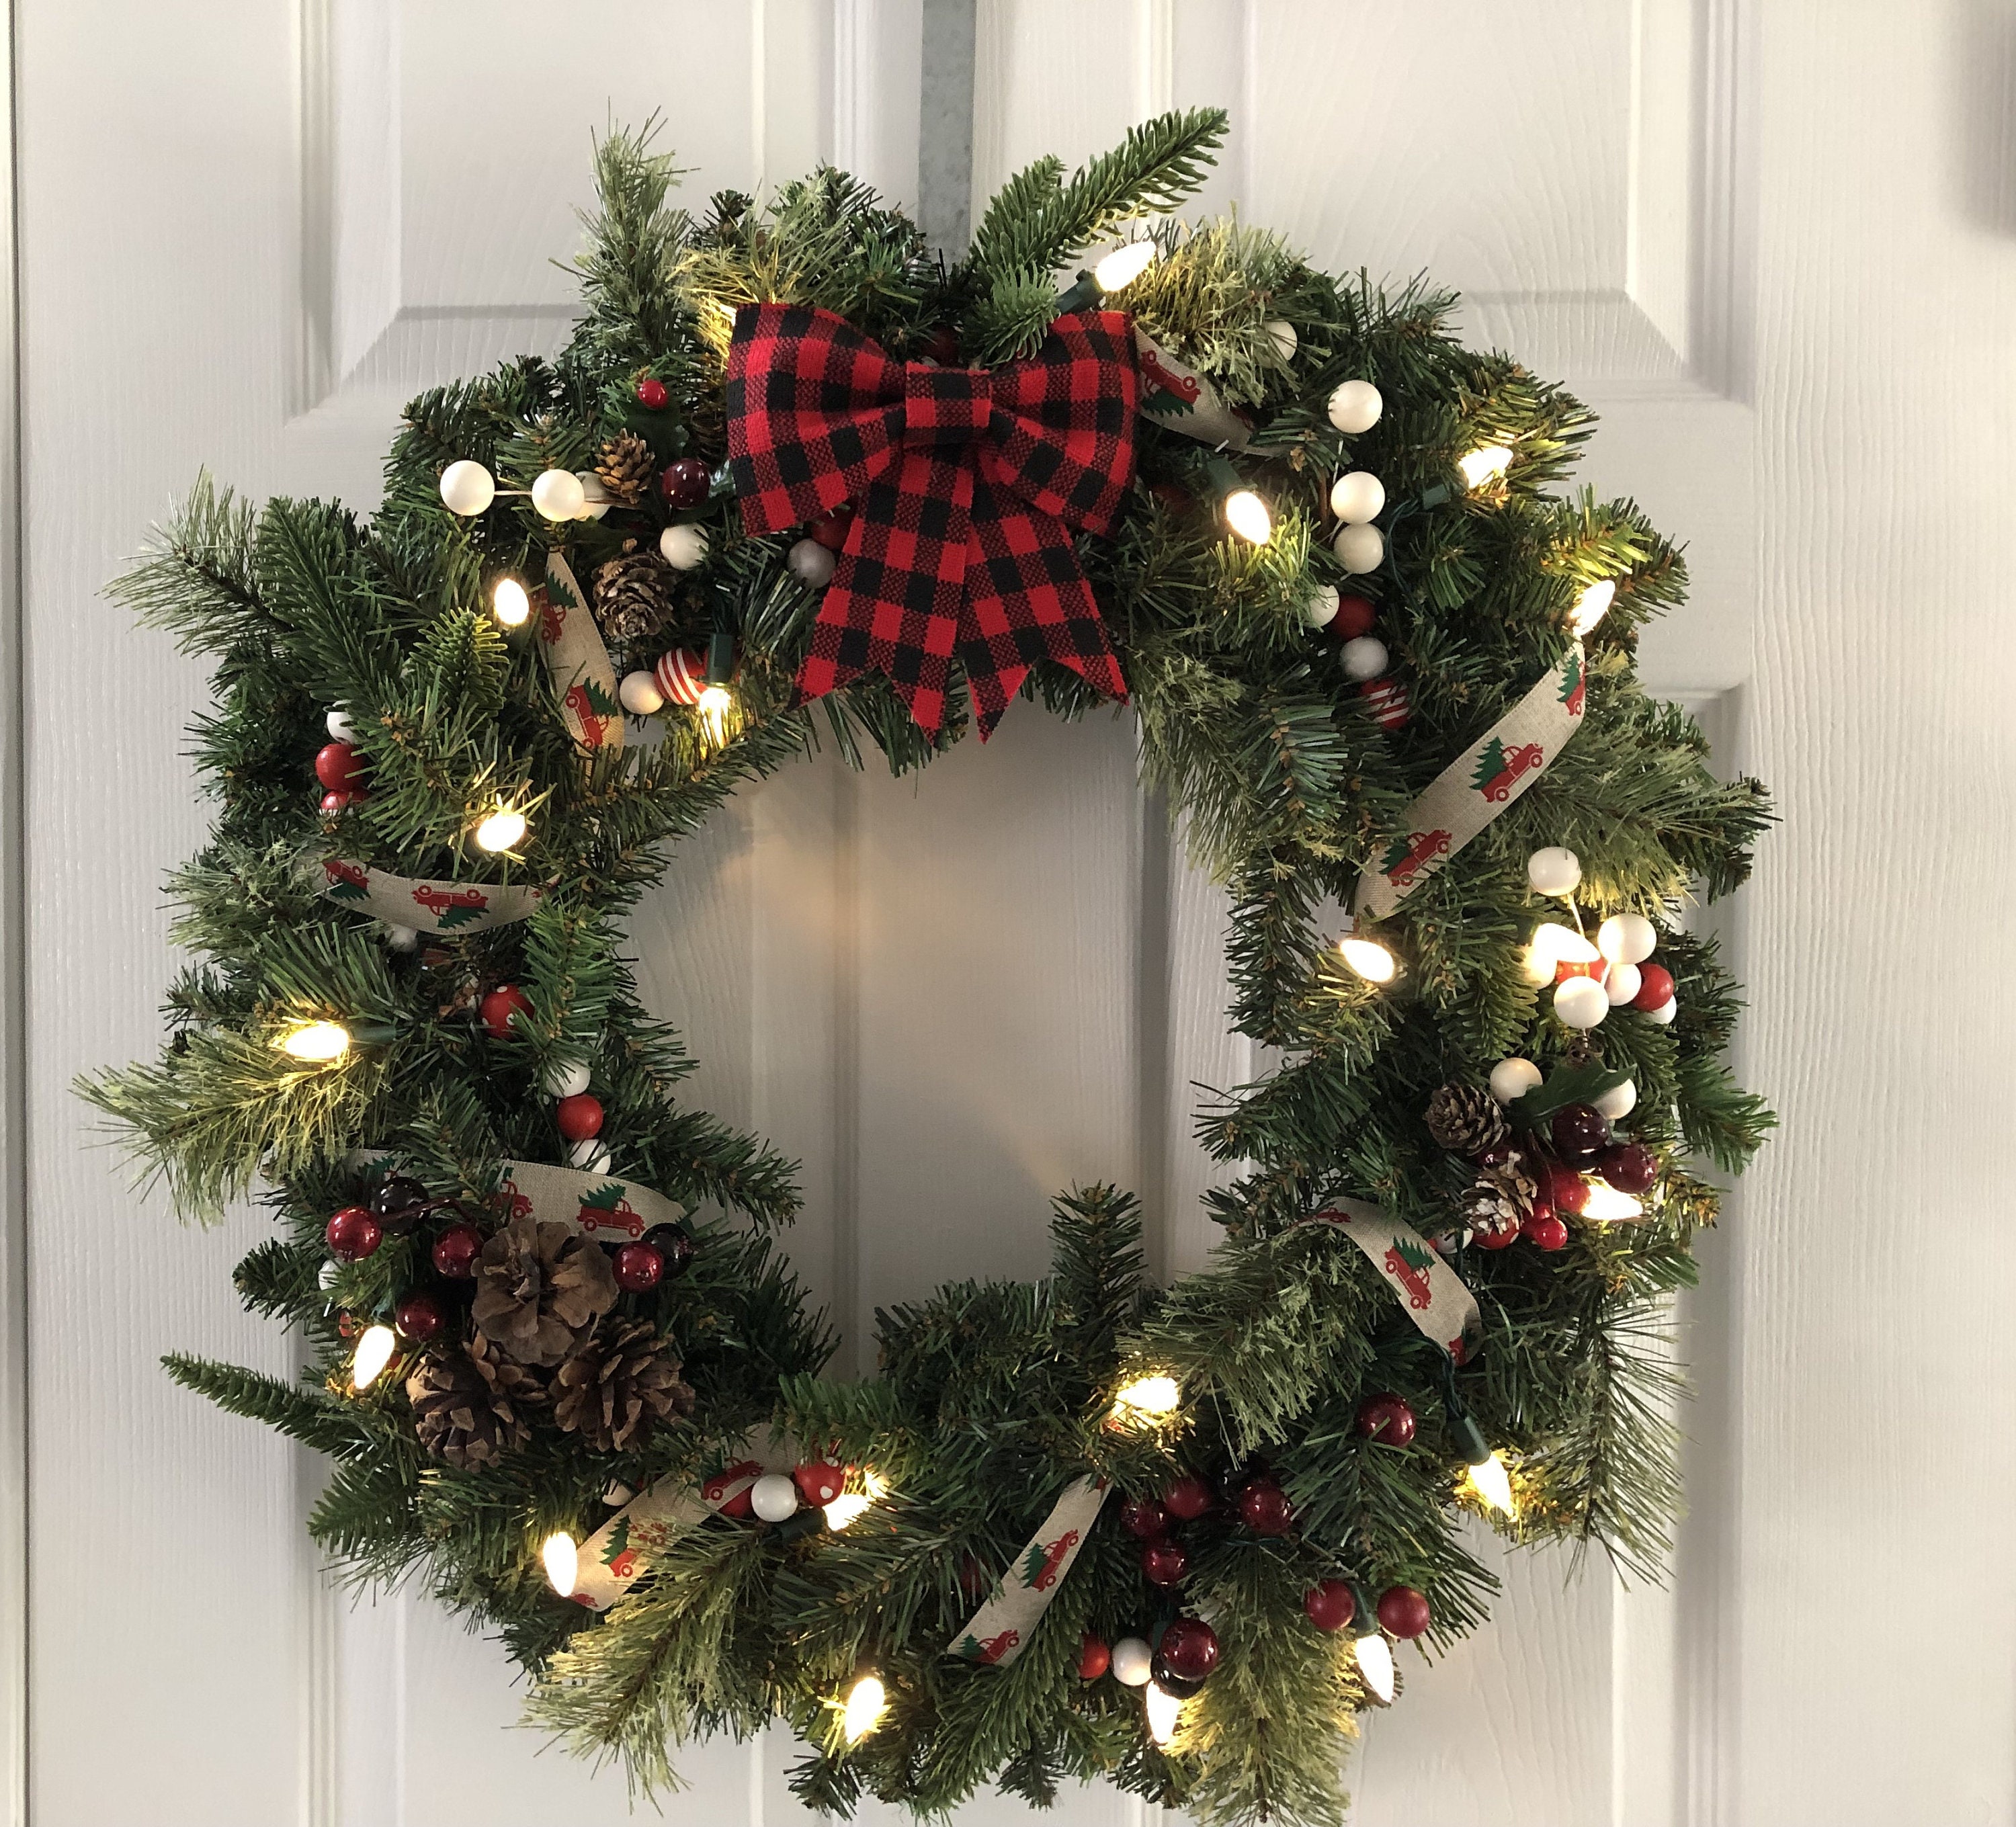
726 303 1137 738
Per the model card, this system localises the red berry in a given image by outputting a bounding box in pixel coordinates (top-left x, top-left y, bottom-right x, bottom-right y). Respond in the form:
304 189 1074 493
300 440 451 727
923 325 962 365
1596 1142 1657 1194
1077 1633 1111 1680
660 458 710 509
1550 1103 1609 1156
431 1223 482 1278
1554 953 1604 983
650 1225 696 1276
1376 1585 1431 1639
1304 1580 1357 1632
635 376 669 410
1237 1479 1294 1536
1120 1497 1168 1539
325 1206 382 1262
556 1094 604 1141
1155 1616 1220 1683
793 1460 845 1507
1140 1537 1189 1587
314 741 365 791
1527 1195 1556 1226
807 503 854 550
958 1554 993 1598
1546 1163 1590 1216
1333 595 1377 641
703 1459 763 1520
612 1242 663 1291
319 788 367 813
1355 1393 1417 1447
394 1291 446 1341
1163 1473 1215 1520
478 984 532 1040
1523 1213 1569 1251
1632 963 1675 1011
1472 1212 1522 1249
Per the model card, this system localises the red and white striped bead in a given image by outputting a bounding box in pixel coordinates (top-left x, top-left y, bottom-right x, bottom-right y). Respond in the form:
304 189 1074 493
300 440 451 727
1360 677 1410 730
653 647 708 707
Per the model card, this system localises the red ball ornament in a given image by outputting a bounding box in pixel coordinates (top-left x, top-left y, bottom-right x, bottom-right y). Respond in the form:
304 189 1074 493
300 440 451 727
1237 1479 1294 1537
1163 1473 1215 1521
634 376 669 410
653 647 708 708
1077 1632 1111 1680
478 984 532 1040
1359 676 1411 731
703 1459 763 1519
1332 595 1377 642
394 1291 446 1342
660 458 711 509
1550 1102 1609 1157
1304 1580 1357 1633
314 741 365 791
612 1242 664 1291
325 1206 382 1263
1140 1537 1189 1587
319 788 367 813
807 503 854 550
1155 1616 1220 1683
1546 1162 1590 1216
1632 963 1675 1011
431 1223 482 1278
1376 1585 1431 1640
556 1094 604 1141
1120 1497 1168 1540
793 1460 845 1506
646 1224 696 1276
1355 1392 1417 1447
1596 1141 1657 1194
1523 1212 1569 1251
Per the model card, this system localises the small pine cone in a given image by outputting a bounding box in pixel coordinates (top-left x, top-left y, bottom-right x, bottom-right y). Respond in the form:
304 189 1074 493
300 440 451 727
407 1334 546 1470
594 429 657 506
1425 1083 1510 1156
1461 1154 1540 1230
591 544 675 646
552 1318 696 1455
472 1212 619 1367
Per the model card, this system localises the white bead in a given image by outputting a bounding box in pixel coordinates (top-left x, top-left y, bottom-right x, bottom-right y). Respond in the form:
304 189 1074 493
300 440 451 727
602 1480 635 1508
1303 583 1341 630
325 706 355 742
1553 976 1610 1029
1327 379 1384 435
1525 847 1582 896
788 538 837 587
750 1473 799 1523
1333 523 1384 575
568 1139 612 1173
317 1259 340 1290
619 671 665 716
659 523 709 570
1111 1636 1154 1687
381 924 419 952
1603 962 1642 1006
1594 1078 1638 1121
542 1058 592 1099
1488 1058 1543 1105
438 460 495 517
1328 470 1386 524
530 468 586 522
1644 996 1678 1026
1341 636 1388 681
1265 318 1298 359
575 472 611 520
1597 912 1656 964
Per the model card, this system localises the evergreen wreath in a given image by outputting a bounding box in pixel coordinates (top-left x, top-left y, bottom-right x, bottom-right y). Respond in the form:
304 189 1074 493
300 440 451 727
85 110 1773 1826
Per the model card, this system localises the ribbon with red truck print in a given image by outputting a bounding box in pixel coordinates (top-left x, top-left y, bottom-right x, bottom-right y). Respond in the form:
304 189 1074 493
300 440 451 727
493 1160 687 1245
316 857 543 935
1131 327 1253 450
946 1473 1111 1668
568 1451 784 1612
1308 1201 1482 1364
537 551 624 752
1352 644 1587 921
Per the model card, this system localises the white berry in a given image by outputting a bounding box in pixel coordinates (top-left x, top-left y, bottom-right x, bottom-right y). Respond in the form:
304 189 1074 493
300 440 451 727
750 1473 800 1523
1329 470 1386 524
1603 962 1642 1006
437 460 495 517
381 924 419 953
1111 1636 1154 1686
619 671 665 716
1327 380 1383 435
567 1139 612 1173
1597 912 1656 964
1265 318 1298 359
660 523 709 570
1594 1078 1638 1121
1341 636 1388 681
1525 847 1581 896
542 1058 592 1099
789 538 837 587
1644 996 1678 1026
326 706 356 742
1488 1058 1543 1104
1553 976 1610 1029
1333 523 1384 574
1303 583 1341 630
530 468 586 521
575 472 612 520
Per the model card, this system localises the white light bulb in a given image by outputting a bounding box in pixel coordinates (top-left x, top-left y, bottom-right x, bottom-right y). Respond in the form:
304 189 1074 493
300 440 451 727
541 1531 579 1597
1570 578 1615 636
1581 1182 1645 1223
474 808 528 853
1534 922 1600 966
1114 1374 1180 1420
1353 1628 1396 1703
697 683 733 745
492 577 530 628
1144 1681 1183 1747
1466 1450 1516 1517
824 1494 872 1531
1224 488 1272 545
1093 241 1157 292
280 1021 351 1062
1458 445 1514 489
350 1324 396 1391
843 1673 887 1744
1340 937 1397 984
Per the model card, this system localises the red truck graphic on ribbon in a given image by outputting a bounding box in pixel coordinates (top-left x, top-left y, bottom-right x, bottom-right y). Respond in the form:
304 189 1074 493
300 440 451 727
410 884 491 929
536 589 566 644
1021 1529 1080 1592
1560 650 1585 717
1382 828 1453 886
960 1629 1021 1664
323 859 370 899
1136 342 1204 410
1384 1236 1438 1311
496 1175 534 1224
562 678 620 748
576 1182 646 1239
1471 738 1545 803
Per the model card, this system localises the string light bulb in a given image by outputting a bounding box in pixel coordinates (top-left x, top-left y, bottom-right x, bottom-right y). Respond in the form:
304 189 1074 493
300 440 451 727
540 1531 579 1597
842 1672 888 1744
474 807 528 853
1580 1182 1644 1223
1524 921 1599 984
824 1494 872 1530
696 683 733 745
1464 1451 1516 1517
1340 937 1397 984
1144 1680 1183 1746
1112 1374 1180 1421
1353 1621 1396 1703
1222 488 1273 545
349 1324 396 1391
279 1020 351 1062
1570 578 1615 636
1093 240 1157 292
1457 445 1514 489
492 577 531 628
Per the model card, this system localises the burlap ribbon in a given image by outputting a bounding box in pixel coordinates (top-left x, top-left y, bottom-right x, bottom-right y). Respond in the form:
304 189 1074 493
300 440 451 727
947 1474 1111 1667
538 552 624 751
1307 1202 1482 1365
316 857 542 934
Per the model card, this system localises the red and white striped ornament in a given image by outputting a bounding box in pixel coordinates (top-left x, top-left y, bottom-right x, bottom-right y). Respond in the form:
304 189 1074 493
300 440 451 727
653 647 708 707
1361 677 1410 730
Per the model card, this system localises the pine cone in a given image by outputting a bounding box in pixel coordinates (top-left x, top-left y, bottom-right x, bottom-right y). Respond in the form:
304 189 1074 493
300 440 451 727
591 544 675 645
552 1318 696 1454
472 1212 619 1367
594 429 657 506
407 1334 546 1470
1461 1153 1540 1231
1425 1083 1510 1156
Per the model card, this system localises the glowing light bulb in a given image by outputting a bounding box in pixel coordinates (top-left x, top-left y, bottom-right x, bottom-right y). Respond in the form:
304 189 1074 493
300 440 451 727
824 1494 872 1531
1570 579 1615 636
1113 1374 1180 1420
474 808 528 853
1581 1182 1644 1223
1340 937 1397 984
1534 923 1600 966
1465 1450 1516 1517
1144 1681 1183 1747
350 1324 396 1391
1353 1628 1396 1703
280 1021 351 1062
696 683 733 745
541 1531 579 1597
1223 488 1272 545
1457 445 1513 488
842 1672 887 1744
492 577 530 627
1093 241 1157 292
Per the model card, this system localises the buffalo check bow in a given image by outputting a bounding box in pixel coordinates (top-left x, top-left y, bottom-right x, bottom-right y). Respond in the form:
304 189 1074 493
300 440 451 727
726 303 1138 738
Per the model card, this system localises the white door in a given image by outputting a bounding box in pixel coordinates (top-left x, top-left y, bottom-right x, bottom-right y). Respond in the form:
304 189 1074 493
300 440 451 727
19 4 2005 1825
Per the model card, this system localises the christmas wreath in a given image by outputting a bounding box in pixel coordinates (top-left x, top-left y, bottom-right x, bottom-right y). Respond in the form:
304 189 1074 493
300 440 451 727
86 111 1772 1826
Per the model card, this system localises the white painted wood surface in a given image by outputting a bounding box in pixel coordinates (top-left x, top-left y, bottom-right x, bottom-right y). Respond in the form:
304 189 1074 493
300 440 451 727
21 1 2012 1823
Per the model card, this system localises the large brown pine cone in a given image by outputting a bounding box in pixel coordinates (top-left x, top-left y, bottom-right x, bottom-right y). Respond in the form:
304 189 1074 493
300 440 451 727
472 1212 618 1367
591 545 675 645
406 1334 546 1470
552 1318 696 1454
1461 1153 1540 1231
1425 1083 1510 1156
593 429 657 506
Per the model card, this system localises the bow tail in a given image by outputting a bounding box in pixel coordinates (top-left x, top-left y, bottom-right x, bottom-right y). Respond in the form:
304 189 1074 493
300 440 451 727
958 482 1128 740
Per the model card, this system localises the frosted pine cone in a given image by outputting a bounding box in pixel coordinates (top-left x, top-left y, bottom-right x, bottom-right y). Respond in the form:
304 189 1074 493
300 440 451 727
593 429 656 506
1425 1083 1510 1156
